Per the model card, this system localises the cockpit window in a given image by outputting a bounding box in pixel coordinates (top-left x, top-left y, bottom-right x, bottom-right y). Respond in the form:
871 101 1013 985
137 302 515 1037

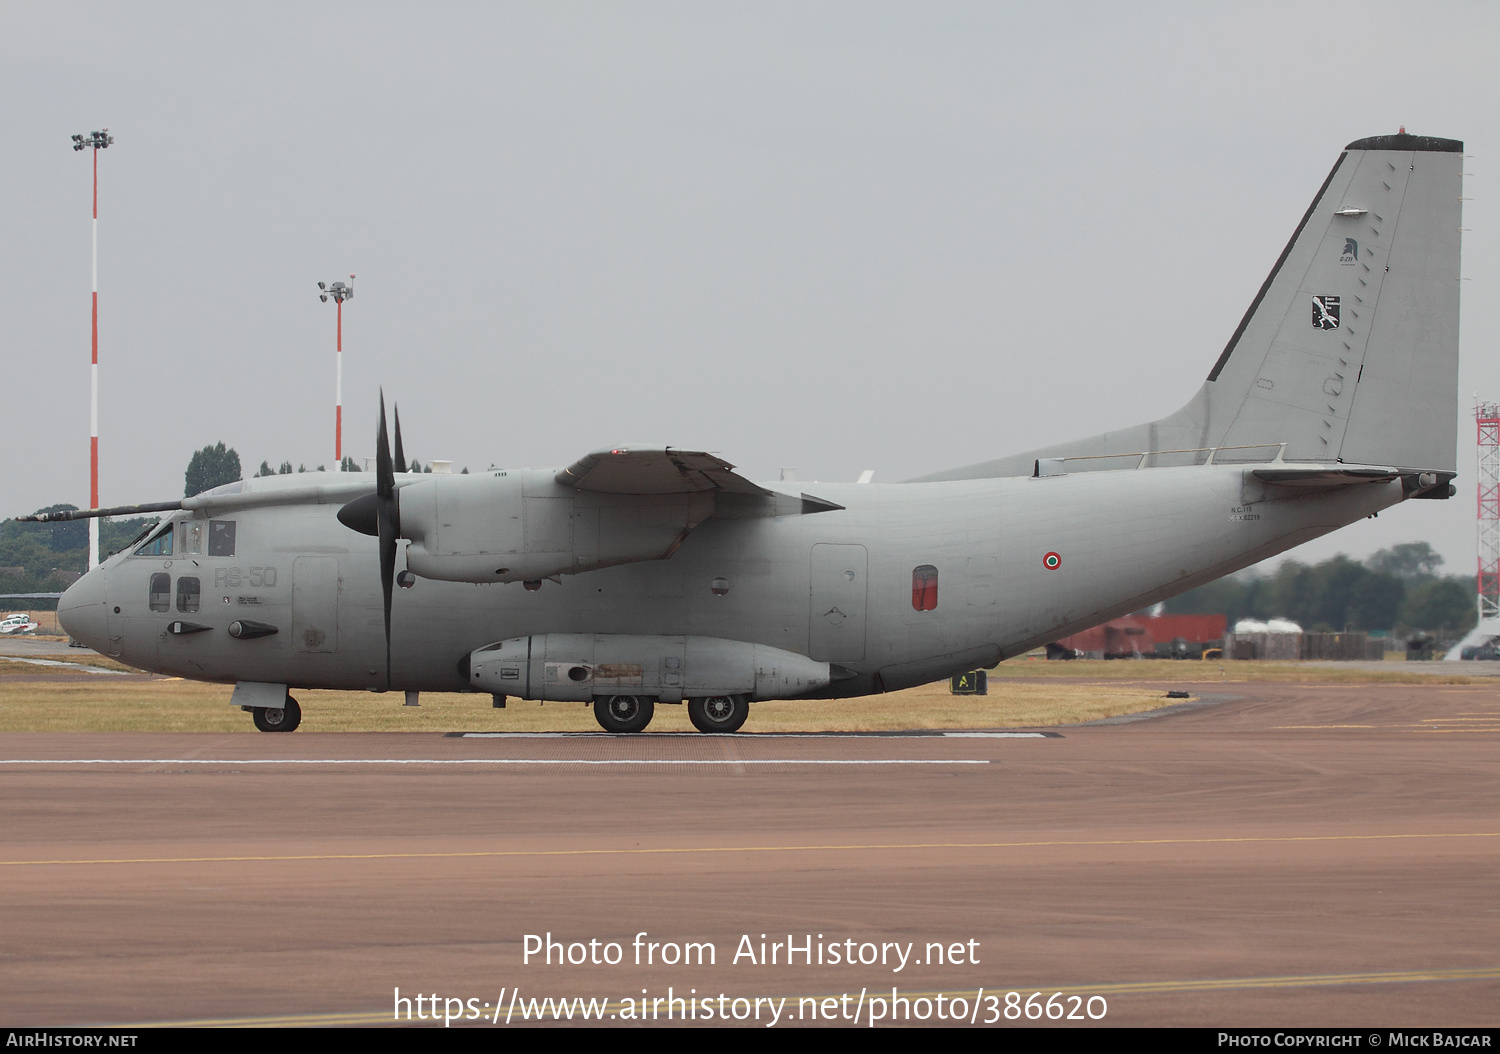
208 520 236 557
180 521 204 555
135 524 174 557
124 522 159 551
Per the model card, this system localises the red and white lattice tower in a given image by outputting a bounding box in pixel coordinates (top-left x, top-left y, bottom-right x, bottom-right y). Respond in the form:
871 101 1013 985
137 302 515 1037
1476 401 1500 622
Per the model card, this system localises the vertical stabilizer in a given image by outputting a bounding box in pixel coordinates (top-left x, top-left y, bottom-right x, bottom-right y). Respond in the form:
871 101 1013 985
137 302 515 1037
1208 133 1463 471
916 134 1463 482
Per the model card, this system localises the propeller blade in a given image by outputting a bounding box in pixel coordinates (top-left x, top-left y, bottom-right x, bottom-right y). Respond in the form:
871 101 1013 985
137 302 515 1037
376 390 393 500
393 404 406 475
379 504 396 689
373 389 401 688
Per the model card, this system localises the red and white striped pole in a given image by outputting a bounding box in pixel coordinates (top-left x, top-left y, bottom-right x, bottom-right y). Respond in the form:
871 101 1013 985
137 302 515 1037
319 275 354 471
335 295 342 467
73 130 112 569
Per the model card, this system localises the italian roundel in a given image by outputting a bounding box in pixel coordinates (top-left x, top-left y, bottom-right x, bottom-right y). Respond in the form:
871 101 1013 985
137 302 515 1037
1043 551 1061 570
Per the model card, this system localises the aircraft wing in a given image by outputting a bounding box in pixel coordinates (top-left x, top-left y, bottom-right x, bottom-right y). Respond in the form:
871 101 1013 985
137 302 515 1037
555 447 772 496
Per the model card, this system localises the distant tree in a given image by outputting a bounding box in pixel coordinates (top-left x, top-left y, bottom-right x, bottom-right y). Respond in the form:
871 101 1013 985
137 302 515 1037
1399 577 1477 638
409 459 422 473
9 505 87 552
340 456 361 472
1367 542 1444 581
184 443 242 497
423 464 432 473
255 461 274 478
1346 570 1406 630
316 464 326 472
1162 548 1449 632
461 467 469 474
1160 574 1256 626
279 461 293 475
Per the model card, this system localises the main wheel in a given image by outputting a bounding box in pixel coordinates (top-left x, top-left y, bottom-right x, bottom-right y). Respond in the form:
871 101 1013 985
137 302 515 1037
593 695 654 733
688 694 748 733
252 694 302 733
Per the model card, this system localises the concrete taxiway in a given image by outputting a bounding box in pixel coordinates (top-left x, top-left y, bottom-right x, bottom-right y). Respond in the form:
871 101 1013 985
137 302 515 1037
0 679 1497 1027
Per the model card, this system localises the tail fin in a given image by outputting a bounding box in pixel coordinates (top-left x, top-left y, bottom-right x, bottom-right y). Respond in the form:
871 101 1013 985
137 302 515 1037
919 133 1463 481
1207 132 1462 471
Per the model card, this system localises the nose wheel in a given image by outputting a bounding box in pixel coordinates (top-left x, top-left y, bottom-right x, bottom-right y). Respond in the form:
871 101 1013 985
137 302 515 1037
688 694 748 733
593 695 654 733
251 694 302 733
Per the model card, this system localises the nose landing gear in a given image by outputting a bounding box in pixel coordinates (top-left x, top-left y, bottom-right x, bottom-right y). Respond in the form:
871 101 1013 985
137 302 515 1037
249 694 302 732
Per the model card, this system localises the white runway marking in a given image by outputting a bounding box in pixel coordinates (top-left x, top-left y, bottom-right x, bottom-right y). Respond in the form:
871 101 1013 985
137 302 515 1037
0 758 991 767
458 731 1050 739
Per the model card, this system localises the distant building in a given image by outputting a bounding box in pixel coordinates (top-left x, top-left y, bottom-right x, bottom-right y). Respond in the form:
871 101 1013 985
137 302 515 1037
1050 614 1226 659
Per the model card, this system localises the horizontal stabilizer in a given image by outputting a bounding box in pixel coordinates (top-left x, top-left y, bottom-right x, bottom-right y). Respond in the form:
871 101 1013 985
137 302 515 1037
1251 466 1400 487
1252 465 1454 498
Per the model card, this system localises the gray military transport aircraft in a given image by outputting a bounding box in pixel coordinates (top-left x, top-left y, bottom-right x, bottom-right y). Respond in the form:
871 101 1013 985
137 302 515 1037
36 132 1462 734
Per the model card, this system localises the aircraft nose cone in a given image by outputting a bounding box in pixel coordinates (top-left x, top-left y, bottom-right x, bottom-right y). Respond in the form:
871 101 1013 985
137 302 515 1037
57 566 108 650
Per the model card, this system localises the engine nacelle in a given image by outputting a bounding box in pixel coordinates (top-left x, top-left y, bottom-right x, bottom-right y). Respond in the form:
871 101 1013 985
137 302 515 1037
467 634 832 703
397 470 713 583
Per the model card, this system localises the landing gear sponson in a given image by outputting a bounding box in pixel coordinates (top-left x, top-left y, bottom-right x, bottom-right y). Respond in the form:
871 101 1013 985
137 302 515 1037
468 633 837 733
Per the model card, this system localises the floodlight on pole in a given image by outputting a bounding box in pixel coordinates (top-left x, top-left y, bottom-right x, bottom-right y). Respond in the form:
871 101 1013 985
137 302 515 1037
318 275 355 469
72 129 113 569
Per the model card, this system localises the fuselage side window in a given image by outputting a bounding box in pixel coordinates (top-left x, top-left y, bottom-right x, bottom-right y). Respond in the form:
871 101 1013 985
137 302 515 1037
176 576 201 613
208 520 236 557
149 573 171 612
180 521 204 555
135 524 174 557
912 564 939 612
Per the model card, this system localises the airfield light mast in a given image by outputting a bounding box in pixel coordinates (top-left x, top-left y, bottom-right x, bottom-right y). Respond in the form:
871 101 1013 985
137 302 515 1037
72 129 113 570
318 275 355 470
1476 400 1500 623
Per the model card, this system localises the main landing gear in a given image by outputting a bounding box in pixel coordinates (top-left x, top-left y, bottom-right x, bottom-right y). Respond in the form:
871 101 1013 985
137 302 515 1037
594 695 654 734
688 694 749 734
589 694 750 733
250 694 302 733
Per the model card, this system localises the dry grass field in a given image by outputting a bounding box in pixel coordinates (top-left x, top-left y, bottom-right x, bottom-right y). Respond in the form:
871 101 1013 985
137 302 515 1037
0 651 1486 734
0 665 1166 733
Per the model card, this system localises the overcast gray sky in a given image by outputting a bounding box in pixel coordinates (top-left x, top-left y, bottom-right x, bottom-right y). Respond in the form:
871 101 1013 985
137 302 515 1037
3 2 1497 575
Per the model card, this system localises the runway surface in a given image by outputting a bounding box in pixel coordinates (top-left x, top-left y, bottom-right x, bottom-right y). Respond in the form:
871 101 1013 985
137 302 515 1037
1 679 1497 1027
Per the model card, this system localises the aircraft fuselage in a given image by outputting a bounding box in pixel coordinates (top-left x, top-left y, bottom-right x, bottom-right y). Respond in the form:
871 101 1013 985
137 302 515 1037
60 466 1403 697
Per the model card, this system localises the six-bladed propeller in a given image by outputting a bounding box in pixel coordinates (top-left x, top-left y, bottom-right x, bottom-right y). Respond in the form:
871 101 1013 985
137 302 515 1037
335 391 407 688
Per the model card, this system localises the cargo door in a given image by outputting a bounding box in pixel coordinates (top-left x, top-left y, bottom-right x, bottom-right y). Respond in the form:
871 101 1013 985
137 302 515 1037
808 543 867 663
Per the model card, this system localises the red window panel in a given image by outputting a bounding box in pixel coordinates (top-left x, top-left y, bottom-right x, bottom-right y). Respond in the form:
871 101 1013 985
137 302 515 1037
912 564 938 611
